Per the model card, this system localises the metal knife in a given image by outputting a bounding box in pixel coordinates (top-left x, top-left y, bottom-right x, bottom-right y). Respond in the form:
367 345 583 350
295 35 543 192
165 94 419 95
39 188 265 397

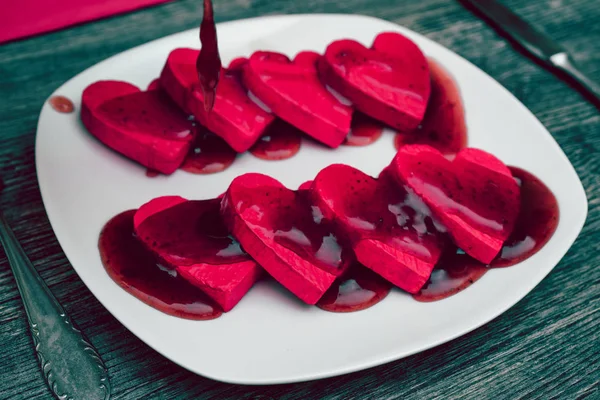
461 0 600 106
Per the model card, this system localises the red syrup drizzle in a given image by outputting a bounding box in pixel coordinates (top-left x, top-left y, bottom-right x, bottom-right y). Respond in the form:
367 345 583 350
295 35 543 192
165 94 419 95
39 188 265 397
413 166 559 302
181 127 237 174
49 95 74 113
98 210 222 320
317 263 392 312
395 58 467 156
196 0 221 112
145 169 160 178
343 112 386 146
249 119 303 160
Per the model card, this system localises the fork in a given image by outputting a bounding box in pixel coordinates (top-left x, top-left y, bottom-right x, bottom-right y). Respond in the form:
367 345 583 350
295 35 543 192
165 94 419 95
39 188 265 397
0 210 111 399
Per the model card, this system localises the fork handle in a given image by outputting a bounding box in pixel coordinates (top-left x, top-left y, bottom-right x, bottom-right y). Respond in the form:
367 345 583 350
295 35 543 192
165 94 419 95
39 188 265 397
0 212 111 400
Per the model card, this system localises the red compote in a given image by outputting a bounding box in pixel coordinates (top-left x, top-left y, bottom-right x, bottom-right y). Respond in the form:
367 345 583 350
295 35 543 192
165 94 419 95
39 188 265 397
412 247 488 302
98 210 222 320
492 167 560 267
181 127 237 174
395 58 467 155
343 112 386 147
196 0 221 112
49 95 75 113
249 119 303 160
413 165 559 301
222 174 353 304
317 263 392 312
146 169 160 178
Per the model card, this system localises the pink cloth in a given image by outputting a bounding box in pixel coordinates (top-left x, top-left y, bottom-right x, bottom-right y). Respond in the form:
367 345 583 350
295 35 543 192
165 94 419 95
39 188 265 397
0 0 174 44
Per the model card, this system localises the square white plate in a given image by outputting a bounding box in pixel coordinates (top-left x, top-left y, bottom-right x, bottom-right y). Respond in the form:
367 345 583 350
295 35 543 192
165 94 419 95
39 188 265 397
35 14 587 384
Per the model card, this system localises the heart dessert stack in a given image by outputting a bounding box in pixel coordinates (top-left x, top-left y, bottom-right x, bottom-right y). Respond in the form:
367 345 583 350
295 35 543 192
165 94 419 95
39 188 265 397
115 144 524 314
80 31 439 173
90 30 558 319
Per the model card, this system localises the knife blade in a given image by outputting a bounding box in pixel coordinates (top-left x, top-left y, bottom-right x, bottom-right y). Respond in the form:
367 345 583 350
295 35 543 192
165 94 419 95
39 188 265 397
461 0 600 106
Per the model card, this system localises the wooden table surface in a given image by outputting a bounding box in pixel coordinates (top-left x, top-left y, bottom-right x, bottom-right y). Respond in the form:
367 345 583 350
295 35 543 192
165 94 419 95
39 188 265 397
0 0 598 398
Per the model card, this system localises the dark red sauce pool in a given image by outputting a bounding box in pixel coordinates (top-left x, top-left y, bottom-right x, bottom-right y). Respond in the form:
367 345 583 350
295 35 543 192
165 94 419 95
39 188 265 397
49 95 75 113
250 119 302 160
344 112 386 147
394 58 467 156
317 264 392 312
98 210 222 320
196 0 221 112
181 128 237 174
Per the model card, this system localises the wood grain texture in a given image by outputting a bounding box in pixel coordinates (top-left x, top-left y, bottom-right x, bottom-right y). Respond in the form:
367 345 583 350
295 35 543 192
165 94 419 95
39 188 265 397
0 0 598 398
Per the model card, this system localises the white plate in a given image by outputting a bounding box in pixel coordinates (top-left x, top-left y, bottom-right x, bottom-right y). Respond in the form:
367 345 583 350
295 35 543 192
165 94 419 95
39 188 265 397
35 14 587 384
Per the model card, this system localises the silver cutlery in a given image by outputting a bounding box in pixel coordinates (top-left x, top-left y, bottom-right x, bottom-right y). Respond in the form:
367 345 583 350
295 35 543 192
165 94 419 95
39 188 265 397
0 208 111 399
461 0 600 106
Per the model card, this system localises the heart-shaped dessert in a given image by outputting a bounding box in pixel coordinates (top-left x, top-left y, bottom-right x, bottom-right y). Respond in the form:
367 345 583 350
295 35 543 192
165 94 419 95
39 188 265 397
221 173 352 304
389 145 520 264
134 196 261 312
160 48 274 152
319 32 430 131
81 80 195 174
310 164 445 293
243 50 353 148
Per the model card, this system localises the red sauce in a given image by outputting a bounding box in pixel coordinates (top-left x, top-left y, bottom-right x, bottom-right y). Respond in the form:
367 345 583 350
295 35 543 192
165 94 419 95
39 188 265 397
250 119 302 160
395 58 467 155
98 210 222 320
181 128 237 174
145 169 160 177
412 247 488 302
413 166 559 301
344 112 386 146
49 95 74 113
317 264 392 312
493 167 559 267
196 0 221 112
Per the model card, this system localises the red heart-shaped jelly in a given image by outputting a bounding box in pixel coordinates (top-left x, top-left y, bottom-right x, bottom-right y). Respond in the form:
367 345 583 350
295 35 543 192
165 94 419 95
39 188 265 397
310 164 445 293
243 50 353 148
81 80 194 174
319 32 430 131
160 48 274 152
389 145 520 264
134 196 261 312
222 173 352 304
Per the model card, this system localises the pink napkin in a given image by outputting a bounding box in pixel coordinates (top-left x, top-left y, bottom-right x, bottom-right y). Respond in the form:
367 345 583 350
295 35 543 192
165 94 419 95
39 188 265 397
0 0 174 44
